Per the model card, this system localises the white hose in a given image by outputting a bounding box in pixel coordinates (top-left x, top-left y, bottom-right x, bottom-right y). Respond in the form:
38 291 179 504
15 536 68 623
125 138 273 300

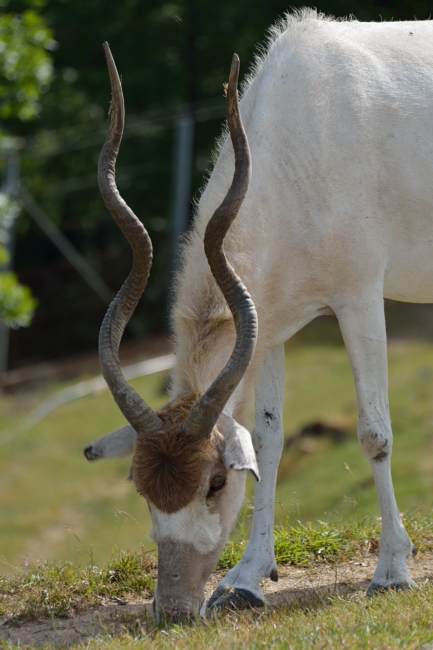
0 353 174 445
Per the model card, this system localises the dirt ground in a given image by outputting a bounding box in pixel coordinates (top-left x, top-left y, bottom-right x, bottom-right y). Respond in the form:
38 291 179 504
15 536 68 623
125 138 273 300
1 553 432 648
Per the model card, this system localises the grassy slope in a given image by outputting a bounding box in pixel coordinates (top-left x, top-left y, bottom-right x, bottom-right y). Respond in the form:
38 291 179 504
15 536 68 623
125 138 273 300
276 341 433 523
2 327 433 648
1 334 433 571
0 370 166 571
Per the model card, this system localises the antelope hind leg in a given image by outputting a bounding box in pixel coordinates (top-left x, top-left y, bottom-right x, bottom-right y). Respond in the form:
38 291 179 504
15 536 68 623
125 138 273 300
336 291 417 595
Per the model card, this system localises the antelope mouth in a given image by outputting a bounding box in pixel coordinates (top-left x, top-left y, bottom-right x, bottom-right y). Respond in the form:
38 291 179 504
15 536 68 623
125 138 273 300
153 596 206 624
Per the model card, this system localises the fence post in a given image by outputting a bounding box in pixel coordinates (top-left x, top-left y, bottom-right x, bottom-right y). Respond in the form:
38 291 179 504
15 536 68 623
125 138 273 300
170 112 194 275
0 149 20 374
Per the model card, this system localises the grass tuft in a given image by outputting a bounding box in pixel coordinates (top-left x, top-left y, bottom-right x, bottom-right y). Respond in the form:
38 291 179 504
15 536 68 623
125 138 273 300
218 515 433 572
0 549 155 621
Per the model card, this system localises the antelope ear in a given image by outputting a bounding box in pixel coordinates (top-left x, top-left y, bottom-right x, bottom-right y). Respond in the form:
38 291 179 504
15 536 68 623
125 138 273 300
84 424 137 461
218 413 260 481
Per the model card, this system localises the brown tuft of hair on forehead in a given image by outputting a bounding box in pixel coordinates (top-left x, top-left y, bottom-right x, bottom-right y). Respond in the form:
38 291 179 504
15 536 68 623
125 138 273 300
132 394 215 513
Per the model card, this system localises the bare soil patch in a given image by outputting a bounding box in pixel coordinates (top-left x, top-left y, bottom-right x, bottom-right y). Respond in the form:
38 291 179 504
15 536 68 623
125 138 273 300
2 552 432 648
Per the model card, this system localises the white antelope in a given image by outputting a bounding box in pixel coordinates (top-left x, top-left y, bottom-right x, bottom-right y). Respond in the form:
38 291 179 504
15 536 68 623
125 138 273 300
84 10 433 620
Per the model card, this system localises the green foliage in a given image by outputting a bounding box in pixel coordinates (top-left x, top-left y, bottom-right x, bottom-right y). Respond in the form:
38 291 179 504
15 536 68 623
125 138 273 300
0 245 8 266
0 1 53 334
0 192 37 329
0 270 37 327
0 6 55 123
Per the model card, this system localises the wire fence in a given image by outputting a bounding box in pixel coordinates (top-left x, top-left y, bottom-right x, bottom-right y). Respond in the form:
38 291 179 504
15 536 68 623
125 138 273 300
0 95 226 371
0 353 174 445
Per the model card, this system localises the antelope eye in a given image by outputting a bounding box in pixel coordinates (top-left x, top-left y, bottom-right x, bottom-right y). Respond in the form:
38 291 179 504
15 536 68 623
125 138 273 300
207 474 226 498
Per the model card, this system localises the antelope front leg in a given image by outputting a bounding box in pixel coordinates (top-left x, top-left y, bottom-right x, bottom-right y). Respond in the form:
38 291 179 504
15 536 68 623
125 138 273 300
337 293 417 595
208 343 285 610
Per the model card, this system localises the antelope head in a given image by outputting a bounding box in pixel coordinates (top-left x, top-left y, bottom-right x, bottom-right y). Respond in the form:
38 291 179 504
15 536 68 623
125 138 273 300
84 45 258 621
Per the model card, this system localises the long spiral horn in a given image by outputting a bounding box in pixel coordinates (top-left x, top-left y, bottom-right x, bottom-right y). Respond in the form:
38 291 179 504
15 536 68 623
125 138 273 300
183 54 257 438
98 43 163 434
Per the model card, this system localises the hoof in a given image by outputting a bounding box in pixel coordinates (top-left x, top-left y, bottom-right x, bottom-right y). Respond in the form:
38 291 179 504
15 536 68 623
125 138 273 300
367 580 417 598
270 568 278 582
207 588 264 611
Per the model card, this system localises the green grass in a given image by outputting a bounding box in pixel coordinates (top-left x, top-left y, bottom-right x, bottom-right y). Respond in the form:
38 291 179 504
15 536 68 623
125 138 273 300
1 516 433 648
2 335 433 572
81 587 433 650
221 513 433 572
274 340 433 523
0 369 167 572
1 515 433 623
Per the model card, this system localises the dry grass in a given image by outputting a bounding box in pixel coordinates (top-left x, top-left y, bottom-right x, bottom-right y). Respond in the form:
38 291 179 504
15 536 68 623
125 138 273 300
0 549 155 621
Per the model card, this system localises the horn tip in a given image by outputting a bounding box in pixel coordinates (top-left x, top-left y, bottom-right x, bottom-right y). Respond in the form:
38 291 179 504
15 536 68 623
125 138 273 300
229 54 240 86
103 42 112 64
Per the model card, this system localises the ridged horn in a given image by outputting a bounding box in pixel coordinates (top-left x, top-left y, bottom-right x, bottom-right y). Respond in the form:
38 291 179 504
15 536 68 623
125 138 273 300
183 54 257 438
98 43 163 434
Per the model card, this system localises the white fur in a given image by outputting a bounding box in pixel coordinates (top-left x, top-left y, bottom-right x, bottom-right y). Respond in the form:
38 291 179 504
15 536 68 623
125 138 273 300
149 467 247 558
219 414 260 481
149 501 222 555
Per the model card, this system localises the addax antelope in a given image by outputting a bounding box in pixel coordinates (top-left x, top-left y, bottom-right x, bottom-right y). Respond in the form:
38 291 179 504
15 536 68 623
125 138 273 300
85 9 433 620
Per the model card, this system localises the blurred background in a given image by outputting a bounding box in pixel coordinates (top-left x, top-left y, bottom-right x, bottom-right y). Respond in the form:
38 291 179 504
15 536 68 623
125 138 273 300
1 0 433 573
